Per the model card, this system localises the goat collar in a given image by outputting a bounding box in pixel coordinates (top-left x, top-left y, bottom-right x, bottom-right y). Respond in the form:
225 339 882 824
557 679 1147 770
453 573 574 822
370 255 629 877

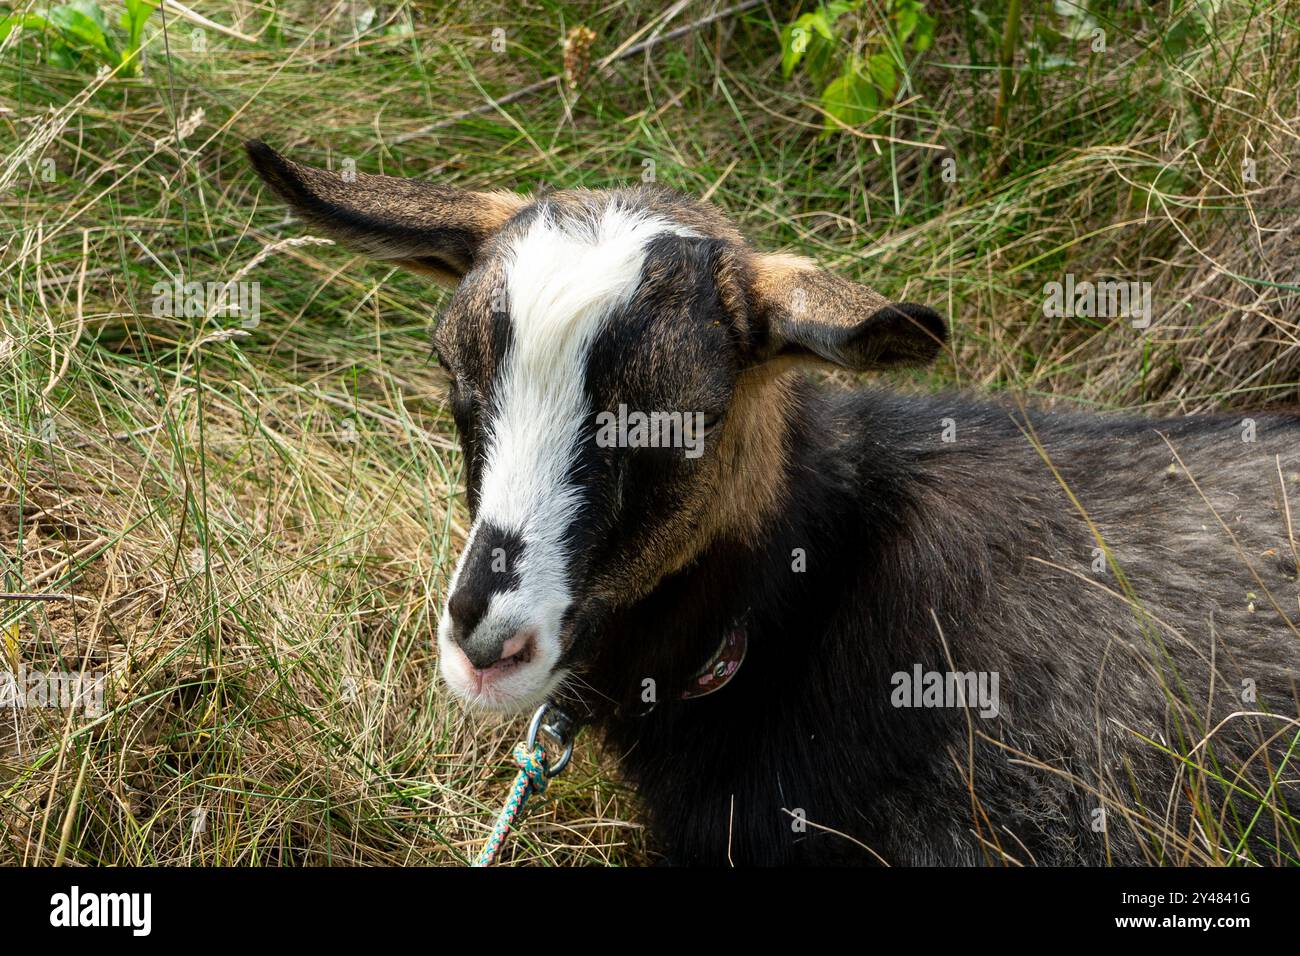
680 624 747 699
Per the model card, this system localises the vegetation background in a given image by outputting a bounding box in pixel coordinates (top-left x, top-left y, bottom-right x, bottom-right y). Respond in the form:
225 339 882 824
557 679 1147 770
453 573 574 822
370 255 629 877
1 0 1296 865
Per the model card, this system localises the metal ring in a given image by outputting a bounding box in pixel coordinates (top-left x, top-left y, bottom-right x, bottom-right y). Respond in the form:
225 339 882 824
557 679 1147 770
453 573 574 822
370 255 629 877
525 701 575 777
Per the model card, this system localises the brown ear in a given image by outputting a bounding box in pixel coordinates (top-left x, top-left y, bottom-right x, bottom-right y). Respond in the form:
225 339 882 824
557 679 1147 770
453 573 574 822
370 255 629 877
747 252 946 370
245 141 526 286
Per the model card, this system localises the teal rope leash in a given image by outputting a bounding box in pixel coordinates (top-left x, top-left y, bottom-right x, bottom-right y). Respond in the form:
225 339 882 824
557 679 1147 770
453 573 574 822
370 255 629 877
472 742 550 867
472 702 576 867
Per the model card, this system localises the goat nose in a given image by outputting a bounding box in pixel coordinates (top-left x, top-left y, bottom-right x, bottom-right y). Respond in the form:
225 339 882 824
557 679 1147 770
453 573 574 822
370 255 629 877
456 627 536 672
447 587 489 644
459 640 504 670
447 588 521 669
445 521 524 648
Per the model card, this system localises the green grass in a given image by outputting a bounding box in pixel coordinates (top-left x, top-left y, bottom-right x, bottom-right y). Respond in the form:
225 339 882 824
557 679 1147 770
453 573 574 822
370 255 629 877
1 0 1297 865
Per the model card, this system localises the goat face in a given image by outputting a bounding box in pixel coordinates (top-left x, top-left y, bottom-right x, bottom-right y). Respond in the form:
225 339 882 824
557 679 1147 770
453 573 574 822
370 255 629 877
247 142 946 713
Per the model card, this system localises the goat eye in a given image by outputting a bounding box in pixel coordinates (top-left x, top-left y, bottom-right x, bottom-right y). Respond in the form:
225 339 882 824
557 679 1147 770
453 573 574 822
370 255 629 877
449 383 475 430
687 411 722 444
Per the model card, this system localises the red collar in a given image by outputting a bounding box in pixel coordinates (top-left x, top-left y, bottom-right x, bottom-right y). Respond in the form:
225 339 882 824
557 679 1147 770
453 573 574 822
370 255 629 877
680 626 747 699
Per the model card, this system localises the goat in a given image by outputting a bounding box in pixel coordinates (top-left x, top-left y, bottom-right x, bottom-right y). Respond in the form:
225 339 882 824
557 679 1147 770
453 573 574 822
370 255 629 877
247 141 1300 865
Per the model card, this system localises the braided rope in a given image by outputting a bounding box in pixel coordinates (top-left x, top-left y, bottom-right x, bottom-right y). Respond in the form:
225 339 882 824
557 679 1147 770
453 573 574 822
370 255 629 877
471 742 550 867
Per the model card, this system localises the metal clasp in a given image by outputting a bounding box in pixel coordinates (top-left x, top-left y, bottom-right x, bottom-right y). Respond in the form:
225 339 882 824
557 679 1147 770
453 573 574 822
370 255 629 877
526 700 576 776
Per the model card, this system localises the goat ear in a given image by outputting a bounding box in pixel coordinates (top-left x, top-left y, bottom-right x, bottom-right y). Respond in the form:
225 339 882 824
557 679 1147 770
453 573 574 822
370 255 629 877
245 141 526 286
745 252 946 370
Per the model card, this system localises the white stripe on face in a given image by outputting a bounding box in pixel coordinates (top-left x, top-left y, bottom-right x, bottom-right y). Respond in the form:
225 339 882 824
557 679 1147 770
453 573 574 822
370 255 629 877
438 201 694 711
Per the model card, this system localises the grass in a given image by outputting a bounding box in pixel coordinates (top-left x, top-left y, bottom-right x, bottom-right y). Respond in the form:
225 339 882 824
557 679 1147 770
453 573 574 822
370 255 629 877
0 0 1297 865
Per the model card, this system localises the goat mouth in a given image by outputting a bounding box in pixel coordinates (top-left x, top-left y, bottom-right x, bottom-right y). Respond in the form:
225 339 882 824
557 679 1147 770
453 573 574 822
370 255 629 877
439 622 560 713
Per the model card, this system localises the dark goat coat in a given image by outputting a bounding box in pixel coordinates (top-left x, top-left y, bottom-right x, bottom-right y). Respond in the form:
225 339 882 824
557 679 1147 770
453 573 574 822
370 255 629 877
242 142 1298 866
576 380 1300 865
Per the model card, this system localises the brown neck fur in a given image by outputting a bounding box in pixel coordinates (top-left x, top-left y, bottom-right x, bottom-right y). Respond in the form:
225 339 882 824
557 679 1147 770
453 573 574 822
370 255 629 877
667 364 793 572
